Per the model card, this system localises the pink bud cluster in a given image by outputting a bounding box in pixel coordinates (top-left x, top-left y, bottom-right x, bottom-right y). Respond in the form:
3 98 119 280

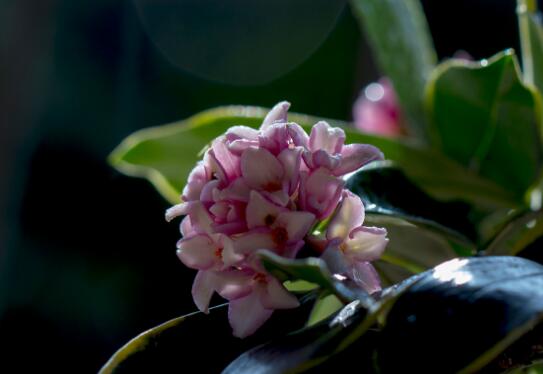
353 78 405 137
167 102 388 337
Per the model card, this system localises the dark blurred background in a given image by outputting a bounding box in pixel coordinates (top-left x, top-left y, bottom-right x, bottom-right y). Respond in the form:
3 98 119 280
0 0 530 371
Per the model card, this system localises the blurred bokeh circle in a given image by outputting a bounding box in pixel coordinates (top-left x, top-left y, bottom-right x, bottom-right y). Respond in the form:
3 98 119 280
133 0 347 85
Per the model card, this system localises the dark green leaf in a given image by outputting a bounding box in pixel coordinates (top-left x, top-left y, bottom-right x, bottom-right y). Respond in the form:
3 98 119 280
222 299 377 374
345 162 476 281
349 0 436 140
346 162 477 245
99 294 316 373
224 257 543 373
484 209 543 256
109 105 517 208
377 256 543 373
425 50 543 200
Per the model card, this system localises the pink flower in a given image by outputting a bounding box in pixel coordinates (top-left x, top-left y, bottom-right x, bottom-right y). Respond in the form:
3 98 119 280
353 78 405 137
321 190 388 294
166 101 388 337
303 121 384 176
191 266 299 338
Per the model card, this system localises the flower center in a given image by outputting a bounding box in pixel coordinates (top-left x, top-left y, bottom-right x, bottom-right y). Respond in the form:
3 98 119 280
214 247 223 258
263 181 282 192
264 214 276 226
272 227 289 246
253 273 267 284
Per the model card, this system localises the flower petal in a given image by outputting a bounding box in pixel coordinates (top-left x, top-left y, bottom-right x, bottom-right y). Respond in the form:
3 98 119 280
309 121 345 154
275 211 315 243
204 149 228 184
228 139 259 155
231 229 277 256
258 277 300 310
209 202 229 222
349 261 382 294
261 101 290 130
167 201 214 234
326 190 365 241
228 292 274 338
344 226 388 262
225 126 259 142
191 270 217 313
176 234 218 270
246 191 287 229
222 236 246 267
300 168 344 219
212 221 248 236
200 179 220 204
261 190 290 207
165 202 190 222
180 216 195 237
186 201 214 234
214 270 253 300
277 147 302 195
182 162 208 201
212 139 240 181
334 144 384 176
241 148 284 191
217 178 251 202
311 149 341 170
287 123 309 148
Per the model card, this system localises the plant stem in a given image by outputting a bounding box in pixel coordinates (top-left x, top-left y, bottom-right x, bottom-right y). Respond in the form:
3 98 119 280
517 0 538 85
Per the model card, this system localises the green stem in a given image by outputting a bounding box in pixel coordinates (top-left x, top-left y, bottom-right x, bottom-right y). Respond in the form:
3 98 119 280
518 0 538 85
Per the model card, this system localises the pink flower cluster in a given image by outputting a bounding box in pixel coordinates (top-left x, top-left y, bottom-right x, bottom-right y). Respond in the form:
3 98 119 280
166 102 388 338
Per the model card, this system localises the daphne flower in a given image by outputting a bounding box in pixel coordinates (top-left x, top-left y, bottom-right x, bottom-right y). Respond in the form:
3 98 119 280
303 121 384 176
322 190 388 293
167 101 387 337
192 266 299 338
238 191 315 258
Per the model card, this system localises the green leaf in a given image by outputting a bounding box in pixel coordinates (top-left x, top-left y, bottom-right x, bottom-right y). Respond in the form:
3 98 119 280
518 0 543 97
100 294 317 373
307 294 344 326
349 0 436 140
425 50 543 200
222 299 378 374
110 105 518 208
224 257 543 373
377 256 543 373
484 209 543 256
257 250 374 307
345 162 477 247
345 162 477 283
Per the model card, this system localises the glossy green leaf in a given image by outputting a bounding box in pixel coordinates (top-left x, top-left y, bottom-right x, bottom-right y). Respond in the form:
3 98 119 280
224 257 543 374
109 105 518 208
518 0 543 97
222 299 378 374
426 50 543 200
349 0 436 140
100 294 317 373
257 250 374 307
377 256 543 373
